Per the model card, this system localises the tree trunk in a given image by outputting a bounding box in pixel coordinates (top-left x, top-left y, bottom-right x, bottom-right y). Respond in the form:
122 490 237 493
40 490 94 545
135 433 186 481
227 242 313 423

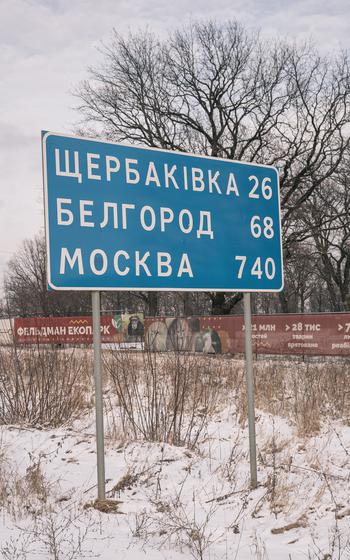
146 292 159 317
279 291 289 313
182 293 194 316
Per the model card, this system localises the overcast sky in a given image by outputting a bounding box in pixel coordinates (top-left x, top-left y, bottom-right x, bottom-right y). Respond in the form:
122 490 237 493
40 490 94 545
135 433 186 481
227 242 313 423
1 0 350 293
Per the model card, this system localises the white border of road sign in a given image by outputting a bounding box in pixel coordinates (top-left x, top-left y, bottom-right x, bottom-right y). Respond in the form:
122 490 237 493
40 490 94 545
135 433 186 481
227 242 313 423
42 131 284 292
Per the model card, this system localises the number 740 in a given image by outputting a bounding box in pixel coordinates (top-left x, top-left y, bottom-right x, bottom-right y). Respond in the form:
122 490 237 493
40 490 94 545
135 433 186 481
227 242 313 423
235 256 276 280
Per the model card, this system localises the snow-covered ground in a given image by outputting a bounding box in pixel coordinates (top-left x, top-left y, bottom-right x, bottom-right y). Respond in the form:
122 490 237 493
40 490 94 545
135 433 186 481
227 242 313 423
1 356 350 559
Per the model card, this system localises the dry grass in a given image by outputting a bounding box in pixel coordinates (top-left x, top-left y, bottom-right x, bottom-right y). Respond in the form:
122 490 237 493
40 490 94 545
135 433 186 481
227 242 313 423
271 516 308 534
84 498 122 514
0 446 57 520
103 350 350 442
231 359 350 436
2 340 347 439
112 470 139 494
0 346 92 427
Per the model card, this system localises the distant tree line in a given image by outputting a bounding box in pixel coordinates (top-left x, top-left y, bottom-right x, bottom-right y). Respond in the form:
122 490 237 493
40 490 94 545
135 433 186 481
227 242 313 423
2 20 350 317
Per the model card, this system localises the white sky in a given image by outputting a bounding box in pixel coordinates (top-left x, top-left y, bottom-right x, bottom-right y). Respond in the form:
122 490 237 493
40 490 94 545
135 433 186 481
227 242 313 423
1 0 350 290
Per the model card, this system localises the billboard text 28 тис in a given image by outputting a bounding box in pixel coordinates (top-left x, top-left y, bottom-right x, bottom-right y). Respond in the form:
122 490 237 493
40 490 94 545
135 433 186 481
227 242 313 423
42 132 283 292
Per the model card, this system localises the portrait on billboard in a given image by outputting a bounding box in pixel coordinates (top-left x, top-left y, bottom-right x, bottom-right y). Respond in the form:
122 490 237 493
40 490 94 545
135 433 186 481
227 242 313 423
145 316 223 354
112 313 145 342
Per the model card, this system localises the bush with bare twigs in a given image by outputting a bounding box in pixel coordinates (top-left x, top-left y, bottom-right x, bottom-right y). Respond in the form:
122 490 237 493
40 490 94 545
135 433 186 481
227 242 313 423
104 349 230 448
0 345 91 427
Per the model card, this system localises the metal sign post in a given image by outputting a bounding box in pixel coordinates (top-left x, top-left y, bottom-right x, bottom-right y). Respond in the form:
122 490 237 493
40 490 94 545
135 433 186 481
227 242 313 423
92 291 106 500
243 292 257 489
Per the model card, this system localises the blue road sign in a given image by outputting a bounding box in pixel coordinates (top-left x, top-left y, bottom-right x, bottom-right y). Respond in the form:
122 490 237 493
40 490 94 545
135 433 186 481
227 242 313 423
42 132 283 292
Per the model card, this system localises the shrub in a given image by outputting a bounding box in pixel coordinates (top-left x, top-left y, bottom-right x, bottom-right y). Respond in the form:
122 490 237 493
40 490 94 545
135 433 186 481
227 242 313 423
104 348 224 448
0 345 91 426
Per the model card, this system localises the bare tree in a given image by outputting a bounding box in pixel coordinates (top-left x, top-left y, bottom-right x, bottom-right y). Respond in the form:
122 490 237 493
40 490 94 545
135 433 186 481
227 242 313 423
75 21 350 314
302 176 350 311
3 233 91 317
278 241 320 313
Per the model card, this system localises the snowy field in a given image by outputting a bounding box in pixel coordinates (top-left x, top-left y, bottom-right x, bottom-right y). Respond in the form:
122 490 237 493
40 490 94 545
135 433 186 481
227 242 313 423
0 349 350 559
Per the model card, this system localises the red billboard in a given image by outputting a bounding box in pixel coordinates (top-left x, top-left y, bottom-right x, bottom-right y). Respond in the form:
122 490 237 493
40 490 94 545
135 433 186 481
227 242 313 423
13 313 350 356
